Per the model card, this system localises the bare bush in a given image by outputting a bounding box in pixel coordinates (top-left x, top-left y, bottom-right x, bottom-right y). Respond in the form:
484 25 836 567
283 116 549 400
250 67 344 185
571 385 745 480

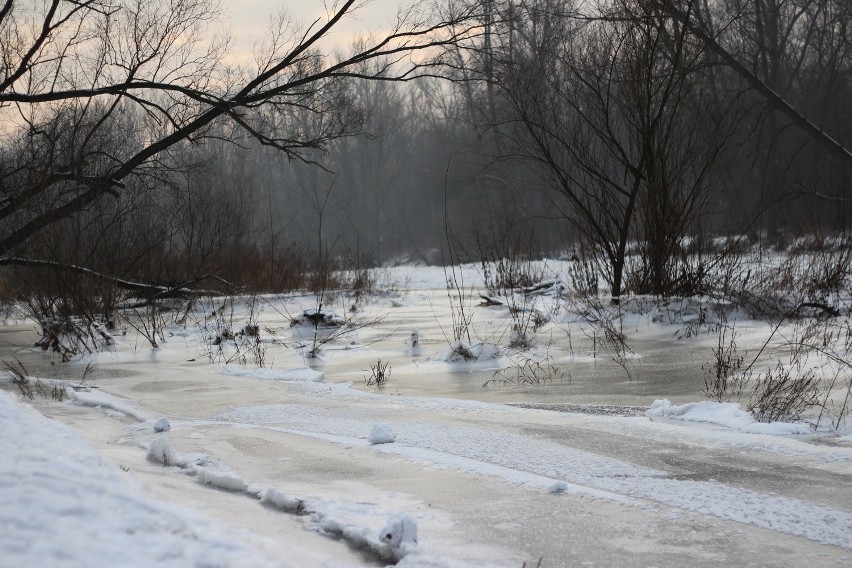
365 359 391 387
4 358 69 401
748 364 821 423
702 323 747 402
703 315 852 427
741 241 851 319
484 358 569 388
5 359 34 400
575 297 636 380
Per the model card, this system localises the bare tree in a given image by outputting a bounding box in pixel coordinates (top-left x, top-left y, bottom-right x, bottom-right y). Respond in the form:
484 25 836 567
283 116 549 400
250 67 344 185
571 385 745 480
655 0 852 237
0 0 482 279
474 0 733 301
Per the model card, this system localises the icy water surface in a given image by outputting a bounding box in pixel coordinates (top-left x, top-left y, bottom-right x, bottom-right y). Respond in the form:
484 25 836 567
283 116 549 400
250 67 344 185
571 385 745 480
3 287 852 567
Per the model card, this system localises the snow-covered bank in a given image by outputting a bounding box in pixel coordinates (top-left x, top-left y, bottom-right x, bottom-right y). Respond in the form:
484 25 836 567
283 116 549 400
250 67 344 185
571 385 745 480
0 390 281 568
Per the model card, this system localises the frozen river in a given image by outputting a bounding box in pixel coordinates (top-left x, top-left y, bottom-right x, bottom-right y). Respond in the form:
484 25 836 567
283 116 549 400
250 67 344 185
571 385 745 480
2 281 852 567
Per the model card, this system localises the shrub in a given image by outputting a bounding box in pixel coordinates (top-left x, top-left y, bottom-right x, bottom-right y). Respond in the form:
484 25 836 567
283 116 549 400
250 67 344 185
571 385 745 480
748 364 820 423
365 359 391 387
702 324 747 402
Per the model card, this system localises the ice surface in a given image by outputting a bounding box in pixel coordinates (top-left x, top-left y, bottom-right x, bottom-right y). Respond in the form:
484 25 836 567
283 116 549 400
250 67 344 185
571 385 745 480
4 262 852 567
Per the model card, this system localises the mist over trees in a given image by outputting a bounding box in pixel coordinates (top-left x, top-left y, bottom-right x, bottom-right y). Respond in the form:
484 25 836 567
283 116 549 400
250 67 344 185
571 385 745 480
1 0 850 304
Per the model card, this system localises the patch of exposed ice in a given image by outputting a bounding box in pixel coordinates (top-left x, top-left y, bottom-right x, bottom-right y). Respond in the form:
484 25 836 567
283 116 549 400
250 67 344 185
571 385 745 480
221 365 324 382
65 386 150 422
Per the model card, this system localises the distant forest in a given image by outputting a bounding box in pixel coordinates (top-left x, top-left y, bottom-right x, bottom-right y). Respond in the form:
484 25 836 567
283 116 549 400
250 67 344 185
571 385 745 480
1 0 850 297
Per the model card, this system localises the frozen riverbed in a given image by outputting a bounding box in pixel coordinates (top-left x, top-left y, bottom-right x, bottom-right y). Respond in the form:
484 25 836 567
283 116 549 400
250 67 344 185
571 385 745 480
2 269 852 567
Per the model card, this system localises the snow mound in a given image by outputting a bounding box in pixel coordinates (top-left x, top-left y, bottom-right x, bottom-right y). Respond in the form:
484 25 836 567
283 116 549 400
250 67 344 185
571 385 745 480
221 365 324 383
197 467 249 492
647 399 811 435
379 513 419 552
153 417 170 432
433 340 502 363
258 488 303 512
369 424 396 445
146 437 181 466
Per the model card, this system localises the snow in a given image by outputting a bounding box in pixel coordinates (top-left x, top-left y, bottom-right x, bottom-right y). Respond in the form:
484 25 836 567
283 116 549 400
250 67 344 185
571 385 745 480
3 261 852 566
0 390 280 568
647 399 812 435
257 488 303 512
379 513 419 552
369 423 396 444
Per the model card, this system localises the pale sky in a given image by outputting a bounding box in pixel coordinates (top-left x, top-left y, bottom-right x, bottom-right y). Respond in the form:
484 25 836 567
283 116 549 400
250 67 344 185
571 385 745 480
225 0 405 60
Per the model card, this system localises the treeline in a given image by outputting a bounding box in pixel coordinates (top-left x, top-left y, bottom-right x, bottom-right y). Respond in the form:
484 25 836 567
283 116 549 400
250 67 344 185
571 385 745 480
1 0 850 300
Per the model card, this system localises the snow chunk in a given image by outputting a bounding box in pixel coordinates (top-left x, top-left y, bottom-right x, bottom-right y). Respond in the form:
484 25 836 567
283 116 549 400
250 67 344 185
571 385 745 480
197 467 249 492
379 513 418 552
153 417 170 432
369 424 396 445
647 399 811 435
258 488 303 512
147 437 180 466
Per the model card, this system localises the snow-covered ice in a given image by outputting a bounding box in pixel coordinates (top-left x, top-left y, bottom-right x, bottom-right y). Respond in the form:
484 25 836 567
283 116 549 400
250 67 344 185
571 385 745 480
0 390 281 568
3 264 852 567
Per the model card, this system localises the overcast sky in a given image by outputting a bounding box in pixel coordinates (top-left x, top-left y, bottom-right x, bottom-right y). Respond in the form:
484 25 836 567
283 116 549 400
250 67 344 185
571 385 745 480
225 1 403 60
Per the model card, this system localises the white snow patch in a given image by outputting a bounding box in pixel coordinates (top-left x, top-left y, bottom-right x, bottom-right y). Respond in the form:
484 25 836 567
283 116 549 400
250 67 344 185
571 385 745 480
379 512 419 552
197 467 249 492
258 488 303 512
153 417 171 432
0 390 278 567
369 423 396 444
647 399 811 435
